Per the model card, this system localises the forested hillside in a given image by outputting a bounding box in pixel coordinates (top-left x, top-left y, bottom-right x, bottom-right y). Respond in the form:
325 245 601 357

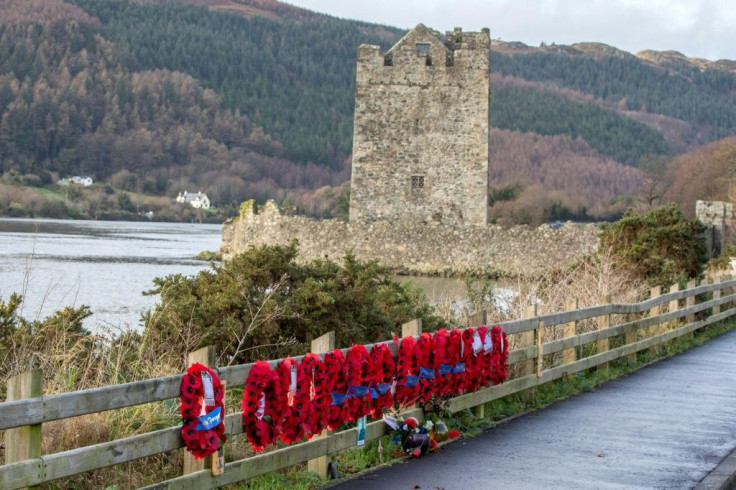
664 136 736 217
491 43 736 148
488 128 644 225
69 0 400 167
1 0 735 223
491 83 668 166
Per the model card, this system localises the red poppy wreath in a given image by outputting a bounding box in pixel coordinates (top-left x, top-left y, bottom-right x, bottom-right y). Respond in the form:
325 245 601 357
276 357 310 444
432 328 451 397
368 342 396 418
490 325 509 385
461 327 482 393
242 360 285 451
345 344 373 421
395 335 420 408
447 328 466 396
300 352 330 437
476 325 493 388
415 332 437 404
324 349 349 430
179 362 226 459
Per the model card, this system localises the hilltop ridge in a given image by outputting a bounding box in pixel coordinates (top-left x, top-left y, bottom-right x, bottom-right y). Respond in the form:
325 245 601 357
492 39 735 69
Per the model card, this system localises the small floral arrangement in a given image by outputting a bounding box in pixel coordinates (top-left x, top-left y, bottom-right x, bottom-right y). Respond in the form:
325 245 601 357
385 416 437 458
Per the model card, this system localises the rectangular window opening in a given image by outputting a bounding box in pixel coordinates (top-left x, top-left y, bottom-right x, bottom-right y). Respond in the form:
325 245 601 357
411 175 425 190
416 43 430 56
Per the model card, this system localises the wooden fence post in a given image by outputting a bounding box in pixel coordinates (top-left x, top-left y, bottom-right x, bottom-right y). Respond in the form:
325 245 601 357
597 295 611 372
536 320 544 378
624 295 637 363
466 312 487 418
6 369 42 490
183 346 216 476
713 277 722 316
725 274 733 311
518 305 537 402
563 298 579 367
520 305 536 378
402 318 422 338
683 279 696 339
668 283 680 332
467 310 487 328
648 286 662 356
307 331 335 480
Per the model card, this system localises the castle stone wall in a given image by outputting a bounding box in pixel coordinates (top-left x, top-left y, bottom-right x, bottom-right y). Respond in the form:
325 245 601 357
696 200 736 256
222 201 599 277
349 25 490 227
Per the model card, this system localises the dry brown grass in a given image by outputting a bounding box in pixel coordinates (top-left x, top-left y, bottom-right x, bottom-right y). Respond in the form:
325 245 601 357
434 250 647 372
0 313 191 488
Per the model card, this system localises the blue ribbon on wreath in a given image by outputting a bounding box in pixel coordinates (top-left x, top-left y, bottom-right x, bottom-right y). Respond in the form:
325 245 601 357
331 392 348 406
398 375 419 387
419 367 435 380
195 406 222 431
370 383 392 399
348 385 371 398
438 363 454 376
332 385 372 405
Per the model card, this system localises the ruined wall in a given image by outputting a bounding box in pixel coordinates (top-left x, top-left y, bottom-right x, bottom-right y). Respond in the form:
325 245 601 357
349 25 490 227
222 201 599 277
696 200 736 256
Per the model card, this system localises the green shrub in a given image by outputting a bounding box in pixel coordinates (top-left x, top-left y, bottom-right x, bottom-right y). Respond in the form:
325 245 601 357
142 241 446 365
599 204 707 287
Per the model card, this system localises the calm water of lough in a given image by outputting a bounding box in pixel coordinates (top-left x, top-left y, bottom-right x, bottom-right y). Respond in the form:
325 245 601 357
0 218 222 331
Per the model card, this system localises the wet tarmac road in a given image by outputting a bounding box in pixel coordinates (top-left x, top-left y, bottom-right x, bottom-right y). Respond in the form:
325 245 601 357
330 329 736 490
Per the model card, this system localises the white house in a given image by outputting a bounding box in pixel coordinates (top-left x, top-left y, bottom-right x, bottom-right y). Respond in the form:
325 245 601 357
58 176 93 187
176 191 211 210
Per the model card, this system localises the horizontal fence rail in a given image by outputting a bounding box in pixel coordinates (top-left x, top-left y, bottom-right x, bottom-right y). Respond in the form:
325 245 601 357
1 277 735 489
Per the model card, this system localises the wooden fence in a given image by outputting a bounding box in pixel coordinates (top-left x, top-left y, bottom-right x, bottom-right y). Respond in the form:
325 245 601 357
1 278 735 489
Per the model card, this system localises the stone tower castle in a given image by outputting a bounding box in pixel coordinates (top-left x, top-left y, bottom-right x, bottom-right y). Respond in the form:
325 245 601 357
349 24 490 227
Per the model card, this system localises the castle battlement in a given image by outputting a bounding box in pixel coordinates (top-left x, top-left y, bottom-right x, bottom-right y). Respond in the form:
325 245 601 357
357 25 489 75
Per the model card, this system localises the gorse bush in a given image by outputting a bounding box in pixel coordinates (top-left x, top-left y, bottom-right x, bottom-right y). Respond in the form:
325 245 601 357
142 241 446 366
599 204 708 287
0 293 92 385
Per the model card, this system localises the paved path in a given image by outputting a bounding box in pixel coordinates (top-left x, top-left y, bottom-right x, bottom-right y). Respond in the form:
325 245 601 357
331 329 736 490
